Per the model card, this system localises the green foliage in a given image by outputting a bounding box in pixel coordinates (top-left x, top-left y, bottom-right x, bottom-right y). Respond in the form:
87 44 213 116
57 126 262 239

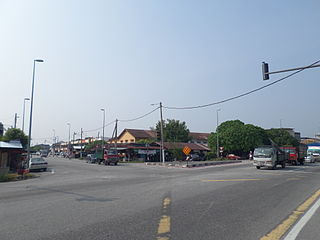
155 119 190 142
208 120 270 156
84 140 104 152
31 145 42 152
2 128 28 148
266 129 299 147
0 173 18 182
205 151 217 160
168 148 185 161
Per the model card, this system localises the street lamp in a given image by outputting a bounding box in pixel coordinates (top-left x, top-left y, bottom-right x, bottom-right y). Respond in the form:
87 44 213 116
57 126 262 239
22 98 30 132
52 129 56 156
216 109 221 158
27 59 44 164
101 108 105 159
67 123 71 158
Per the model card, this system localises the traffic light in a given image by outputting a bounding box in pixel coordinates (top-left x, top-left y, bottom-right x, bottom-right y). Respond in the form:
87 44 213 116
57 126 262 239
156 131 161 140
262 62 269 80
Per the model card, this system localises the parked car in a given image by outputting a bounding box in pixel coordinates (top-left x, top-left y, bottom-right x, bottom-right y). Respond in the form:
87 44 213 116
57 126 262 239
86 154 99 164
226 154 241 160
29 157 48 171
189 153 204 161
305 154 316 163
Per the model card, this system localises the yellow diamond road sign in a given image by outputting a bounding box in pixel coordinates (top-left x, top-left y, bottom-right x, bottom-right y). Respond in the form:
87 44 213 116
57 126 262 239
183 146 191 155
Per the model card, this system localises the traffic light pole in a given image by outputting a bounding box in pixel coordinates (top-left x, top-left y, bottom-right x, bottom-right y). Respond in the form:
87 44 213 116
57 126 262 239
262 62 320 80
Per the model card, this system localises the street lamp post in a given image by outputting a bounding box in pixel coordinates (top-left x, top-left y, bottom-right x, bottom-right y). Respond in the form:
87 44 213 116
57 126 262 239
52 129 56 156
22 98 30 132
27 59 44 164
101 108 105 160
216 109 221 158
67 123 71 158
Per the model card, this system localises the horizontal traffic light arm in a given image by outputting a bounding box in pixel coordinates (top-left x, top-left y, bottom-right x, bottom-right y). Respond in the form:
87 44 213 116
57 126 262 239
262 62 320 80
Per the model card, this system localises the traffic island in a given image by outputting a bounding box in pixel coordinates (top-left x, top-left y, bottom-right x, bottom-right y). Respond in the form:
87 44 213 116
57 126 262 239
145 160 241 168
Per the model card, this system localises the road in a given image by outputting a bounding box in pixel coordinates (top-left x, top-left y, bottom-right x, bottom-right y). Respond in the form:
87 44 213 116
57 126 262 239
1 157 320 240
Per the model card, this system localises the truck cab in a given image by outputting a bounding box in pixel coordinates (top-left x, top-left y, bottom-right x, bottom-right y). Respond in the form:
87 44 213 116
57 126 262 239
253 146 286 169
103 149 120 165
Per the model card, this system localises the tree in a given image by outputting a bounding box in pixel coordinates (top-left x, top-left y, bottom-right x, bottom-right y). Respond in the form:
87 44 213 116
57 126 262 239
208 120 269 156
155 119 190 142
2 128 28 148
266 129 299 147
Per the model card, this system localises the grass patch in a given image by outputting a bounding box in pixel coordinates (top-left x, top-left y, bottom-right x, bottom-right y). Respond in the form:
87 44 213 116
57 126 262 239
0 173 19 182
119 160 145 163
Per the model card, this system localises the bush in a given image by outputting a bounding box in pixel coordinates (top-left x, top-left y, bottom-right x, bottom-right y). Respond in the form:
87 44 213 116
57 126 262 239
205 152 217 160
0 173 18 182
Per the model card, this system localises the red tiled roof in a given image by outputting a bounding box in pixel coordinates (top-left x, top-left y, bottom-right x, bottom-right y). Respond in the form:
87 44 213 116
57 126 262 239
123 129 157 139
189 132 210 141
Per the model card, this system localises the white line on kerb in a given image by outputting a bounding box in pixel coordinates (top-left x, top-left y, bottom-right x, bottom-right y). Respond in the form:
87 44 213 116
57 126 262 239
284 195 320 240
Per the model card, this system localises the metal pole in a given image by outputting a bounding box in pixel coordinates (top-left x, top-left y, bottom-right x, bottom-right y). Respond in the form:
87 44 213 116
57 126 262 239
101 109 105 160
67 123 71 158
22 98 29 132
14 113 18 128
80 128 83 158
53 129 55 156
115 119 118 156
160 102 165 163
27 59 43 165
216 109 220 158
267 64 320 75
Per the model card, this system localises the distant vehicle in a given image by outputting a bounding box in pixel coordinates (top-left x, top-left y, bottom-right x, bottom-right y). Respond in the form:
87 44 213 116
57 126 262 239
29 157 48 171
280 145 306 165
226 154 241 160
190 153 202 161
103 149 120 165
86 154 98 164
40 149 49 157
305 154 315 163
253 145 287 169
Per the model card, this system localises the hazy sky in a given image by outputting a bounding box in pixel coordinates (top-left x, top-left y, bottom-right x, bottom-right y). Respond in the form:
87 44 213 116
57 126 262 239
1 0 319 145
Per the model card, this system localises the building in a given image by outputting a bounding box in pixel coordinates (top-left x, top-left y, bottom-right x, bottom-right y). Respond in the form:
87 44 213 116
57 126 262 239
115 129 157 143
188 132 210 146
115 128 210 145
0 141 23 174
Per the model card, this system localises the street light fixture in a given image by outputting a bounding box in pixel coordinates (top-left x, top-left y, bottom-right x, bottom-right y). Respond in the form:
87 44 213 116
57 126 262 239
216 109 221 158
27 59 44 164
22 98 30 132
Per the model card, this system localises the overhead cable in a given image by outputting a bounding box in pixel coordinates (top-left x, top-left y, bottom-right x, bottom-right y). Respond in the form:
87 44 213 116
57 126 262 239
118 107 160 122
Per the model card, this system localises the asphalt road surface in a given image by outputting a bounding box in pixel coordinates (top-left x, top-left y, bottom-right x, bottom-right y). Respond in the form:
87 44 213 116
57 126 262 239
1 157 320 240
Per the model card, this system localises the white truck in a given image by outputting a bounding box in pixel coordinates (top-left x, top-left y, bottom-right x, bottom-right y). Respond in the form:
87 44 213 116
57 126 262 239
253 145 287 169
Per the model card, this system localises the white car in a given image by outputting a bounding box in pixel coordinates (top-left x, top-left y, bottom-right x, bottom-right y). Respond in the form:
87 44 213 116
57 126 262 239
29 157 48 171
305 155 315 163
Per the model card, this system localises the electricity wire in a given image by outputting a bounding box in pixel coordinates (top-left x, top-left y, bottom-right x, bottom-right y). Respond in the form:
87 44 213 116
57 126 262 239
118 107 160 122
163 59 320 110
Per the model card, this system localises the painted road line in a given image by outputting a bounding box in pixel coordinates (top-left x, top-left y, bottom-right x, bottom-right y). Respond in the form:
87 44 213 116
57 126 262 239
202 179 262 182
156 196 171 240
260 189 320 240
284 194 320 240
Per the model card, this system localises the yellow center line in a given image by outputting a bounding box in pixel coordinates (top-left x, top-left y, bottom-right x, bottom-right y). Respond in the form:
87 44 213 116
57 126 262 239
156 197 171 240
202 178 262 182
260 189 320 240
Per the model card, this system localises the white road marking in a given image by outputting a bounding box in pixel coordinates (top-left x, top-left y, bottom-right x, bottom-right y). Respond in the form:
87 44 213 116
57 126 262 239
283 194 320 240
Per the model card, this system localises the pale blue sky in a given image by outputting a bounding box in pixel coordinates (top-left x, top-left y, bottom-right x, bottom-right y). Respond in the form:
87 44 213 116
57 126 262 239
0 0 319 144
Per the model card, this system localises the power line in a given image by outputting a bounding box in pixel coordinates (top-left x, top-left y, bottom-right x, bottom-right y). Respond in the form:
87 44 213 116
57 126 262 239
164 59 320 110
118 107 160 122
82 120 116 133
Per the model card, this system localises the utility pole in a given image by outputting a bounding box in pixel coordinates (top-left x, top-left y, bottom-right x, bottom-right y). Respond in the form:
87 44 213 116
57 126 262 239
216 109 221 158
101 108 105 160
14 113 19 128
115 119 118 156
80 128 83 158
159 102 165 163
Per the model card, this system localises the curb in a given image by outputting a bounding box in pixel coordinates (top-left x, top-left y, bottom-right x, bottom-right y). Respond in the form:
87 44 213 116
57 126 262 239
145 160 242 168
